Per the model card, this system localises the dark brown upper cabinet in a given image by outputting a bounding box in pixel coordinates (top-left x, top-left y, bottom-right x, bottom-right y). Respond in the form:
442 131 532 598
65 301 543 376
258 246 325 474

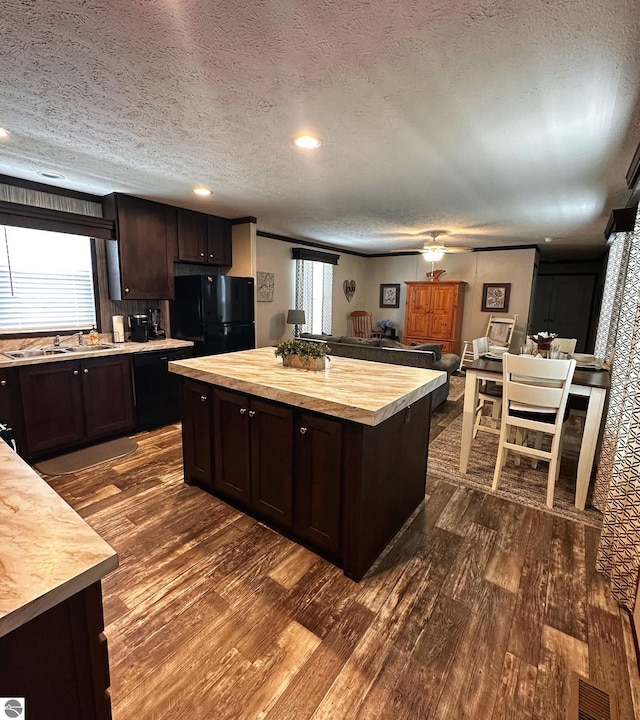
103 193 177 300
176 208 232 267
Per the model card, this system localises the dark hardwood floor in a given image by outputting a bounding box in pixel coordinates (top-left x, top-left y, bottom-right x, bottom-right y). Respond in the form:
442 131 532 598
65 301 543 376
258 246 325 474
45 392 639 719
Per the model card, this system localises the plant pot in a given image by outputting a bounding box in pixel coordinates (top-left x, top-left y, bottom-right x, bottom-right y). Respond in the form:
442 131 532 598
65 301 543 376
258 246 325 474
282 354 326 371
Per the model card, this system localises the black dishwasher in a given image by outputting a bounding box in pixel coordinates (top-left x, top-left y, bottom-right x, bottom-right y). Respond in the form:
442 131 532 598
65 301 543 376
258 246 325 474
133 347 193 431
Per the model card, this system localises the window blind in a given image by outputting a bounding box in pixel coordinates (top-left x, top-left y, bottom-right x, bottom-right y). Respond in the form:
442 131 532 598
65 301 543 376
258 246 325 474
0 225 97 333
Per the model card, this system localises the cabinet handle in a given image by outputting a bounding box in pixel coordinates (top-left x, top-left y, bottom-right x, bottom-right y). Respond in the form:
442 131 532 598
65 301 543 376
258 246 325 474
200 252 205 257
239 407 247 414
200 395 207 402
0 380 5 387
124 287 130 293
299 427 307 435
83 368 89 374
248 410 256 418
73 370 79 375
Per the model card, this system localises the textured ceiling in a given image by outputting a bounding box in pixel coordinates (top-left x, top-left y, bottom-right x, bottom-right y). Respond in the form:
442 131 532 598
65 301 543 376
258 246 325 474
1 0 639 256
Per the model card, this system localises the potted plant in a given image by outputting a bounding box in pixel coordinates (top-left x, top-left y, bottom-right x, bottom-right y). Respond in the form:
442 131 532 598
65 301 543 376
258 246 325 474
274 339 329 371
375 319 395 337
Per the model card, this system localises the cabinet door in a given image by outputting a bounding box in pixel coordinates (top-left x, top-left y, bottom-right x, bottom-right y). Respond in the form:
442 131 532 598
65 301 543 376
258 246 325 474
213 388 251 503
181 381 214 486
82 356 134 439
206 215 232 266
294 413 342 555
425 284 457 339
250 398 293 526
112 194 175 299
19 362 85 455
177 209 208 262
405 285 431 338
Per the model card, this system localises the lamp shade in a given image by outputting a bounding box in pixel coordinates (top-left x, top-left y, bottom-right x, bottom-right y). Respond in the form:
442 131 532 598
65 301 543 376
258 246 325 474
286 309 306 325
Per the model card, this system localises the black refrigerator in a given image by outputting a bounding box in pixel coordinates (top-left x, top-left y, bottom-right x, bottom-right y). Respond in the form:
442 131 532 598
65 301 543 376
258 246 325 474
170 275 255 356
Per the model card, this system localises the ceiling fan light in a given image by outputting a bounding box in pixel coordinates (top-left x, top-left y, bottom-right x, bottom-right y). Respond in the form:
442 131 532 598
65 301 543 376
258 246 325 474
421 247 445 262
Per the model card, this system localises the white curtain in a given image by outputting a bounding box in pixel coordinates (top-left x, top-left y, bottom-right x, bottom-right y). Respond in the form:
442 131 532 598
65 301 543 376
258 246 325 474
593 209 640 608
295 259 333 335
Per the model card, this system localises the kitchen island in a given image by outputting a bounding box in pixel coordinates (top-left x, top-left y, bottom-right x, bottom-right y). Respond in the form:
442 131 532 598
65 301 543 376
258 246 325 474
0 442 118 719
169 347 445 580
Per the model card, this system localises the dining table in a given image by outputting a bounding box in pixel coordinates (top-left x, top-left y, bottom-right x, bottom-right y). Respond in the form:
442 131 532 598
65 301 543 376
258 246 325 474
459 356 611 510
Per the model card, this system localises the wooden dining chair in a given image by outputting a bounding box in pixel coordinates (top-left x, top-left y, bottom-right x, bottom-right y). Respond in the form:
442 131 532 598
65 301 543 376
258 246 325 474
350 311 373 338
492 353 576 508
472 337 502 437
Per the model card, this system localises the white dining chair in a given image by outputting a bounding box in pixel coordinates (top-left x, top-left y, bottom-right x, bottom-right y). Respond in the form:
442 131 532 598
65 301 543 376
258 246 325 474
472 337 502 437
553 337 577 354
492 353 576 508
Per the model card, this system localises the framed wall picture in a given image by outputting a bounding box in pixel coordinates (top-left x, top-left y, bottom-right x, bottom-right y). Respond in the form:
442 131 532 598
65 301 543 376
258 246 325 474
481 283 511 312
380 283 400 308
257 271 274 302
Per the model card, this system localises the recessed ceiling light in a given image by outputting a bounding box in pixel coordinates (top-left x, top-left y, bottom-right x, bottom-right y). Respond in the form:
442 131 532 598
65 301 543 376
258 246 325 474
0 127 10 139
544 237 553 243
293 134 322 150
193 186 212 196
39 171 66 180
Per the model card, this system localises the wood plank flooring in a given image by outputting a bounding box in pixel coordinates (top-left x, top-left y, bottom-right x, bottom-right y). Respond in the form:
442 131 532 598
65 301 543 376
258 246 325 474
44 392 639 720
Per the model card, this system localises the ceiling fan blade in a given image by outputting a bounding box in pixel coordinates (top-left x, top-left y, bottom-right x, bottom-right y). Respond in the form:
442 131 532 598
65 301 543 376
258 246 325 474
444 247 474 253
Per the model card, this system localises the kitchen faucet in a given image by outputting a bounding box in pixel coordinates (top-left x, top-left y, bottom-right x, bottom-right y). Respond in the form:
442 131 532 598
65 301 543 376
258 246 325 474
53 331 84 347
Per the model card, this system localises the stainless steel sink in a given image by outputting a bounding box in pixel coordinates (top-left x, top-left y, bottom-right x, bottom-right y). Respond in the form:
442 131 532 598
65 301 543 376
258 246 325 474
3 347 73 359
64 344 118 352
3 343 119 360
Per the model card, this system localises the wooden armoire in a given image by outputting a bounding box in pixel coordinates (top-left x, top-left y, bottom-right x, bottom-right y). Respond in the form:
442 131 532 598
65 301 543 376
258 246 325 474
403 281 466 355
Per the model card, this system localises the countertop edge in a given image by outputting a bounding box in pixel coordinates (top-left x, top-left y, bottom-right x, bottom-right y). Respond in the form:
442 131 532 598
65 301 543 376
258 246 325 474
0 338 194 368
169 355 447 426
0 553 119 639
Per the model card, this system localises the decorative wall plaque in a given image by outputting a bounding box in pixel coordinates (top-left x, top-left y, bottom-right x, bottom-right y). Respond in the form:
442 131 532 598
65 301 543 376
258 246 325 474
343 279 356 302
257 271 274 302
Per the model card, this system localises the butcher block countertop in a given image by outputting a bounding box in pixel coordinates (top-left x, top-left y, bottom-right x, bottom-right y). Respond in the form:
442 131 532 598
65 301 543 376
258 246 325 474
169 346 446 426
0 443 118 638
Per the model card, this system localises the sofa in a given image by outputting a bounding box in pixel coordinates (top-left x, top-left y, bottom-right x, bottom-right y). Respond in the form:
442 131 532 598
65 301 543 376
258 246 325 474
300 333 460 411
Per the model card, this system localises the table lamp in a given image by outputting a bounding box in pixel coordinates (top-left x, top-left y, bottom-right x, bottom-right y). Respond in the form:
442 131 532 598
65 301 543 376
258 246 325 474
286 309 305 339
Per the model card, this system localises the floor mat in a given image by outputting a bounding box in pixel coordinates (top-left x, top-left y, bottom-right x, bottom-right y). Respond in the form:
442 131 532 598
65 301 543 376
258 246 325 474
35 437 138 475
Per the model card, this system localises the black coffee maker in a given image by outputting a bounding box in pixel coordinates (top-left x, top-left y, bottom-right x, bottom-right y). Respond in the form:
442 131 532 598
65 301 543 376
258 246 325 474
147 308 166 340
130 314 149 342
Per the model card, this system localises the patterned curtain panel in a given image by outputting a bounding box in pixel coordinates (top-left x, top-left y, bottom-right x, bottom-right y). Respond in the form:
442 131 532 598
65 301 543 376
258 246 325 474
594 213 640 608
294 259 333 335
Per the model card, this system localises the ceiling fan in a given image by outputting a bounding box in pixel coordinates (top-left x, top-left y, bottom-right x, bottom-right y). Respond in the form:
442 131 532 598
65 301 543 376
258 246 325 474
418 231 474 261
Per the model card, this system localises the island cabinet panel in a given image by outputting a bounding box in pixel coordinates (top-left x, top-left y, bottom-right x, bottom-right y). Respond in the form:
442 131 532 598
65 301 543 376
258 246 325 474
18 357 135 459
343 393 431 581
294 412 343 556
181 380 214 487
213 388 252 503
0 581 112 720
212 389 293 523
19 361 85 454
250 397 293 526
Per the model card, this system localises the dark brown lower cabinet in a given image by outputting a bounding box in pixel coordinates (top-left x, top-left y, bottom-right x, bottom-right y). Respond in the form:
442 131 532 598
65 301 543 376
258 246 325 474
180 380 214 487
18 356 135 459
180 380 432 581
214 389 293 525
294 412 342 555
0 582 112 720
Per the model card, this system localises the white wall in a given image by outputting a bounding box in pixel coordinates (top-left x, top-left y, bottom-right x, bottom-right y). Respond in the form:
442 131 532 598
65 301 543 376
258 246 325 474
255 236 295 347
255 236 537 352
364 249 537 347
255 236 367 346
